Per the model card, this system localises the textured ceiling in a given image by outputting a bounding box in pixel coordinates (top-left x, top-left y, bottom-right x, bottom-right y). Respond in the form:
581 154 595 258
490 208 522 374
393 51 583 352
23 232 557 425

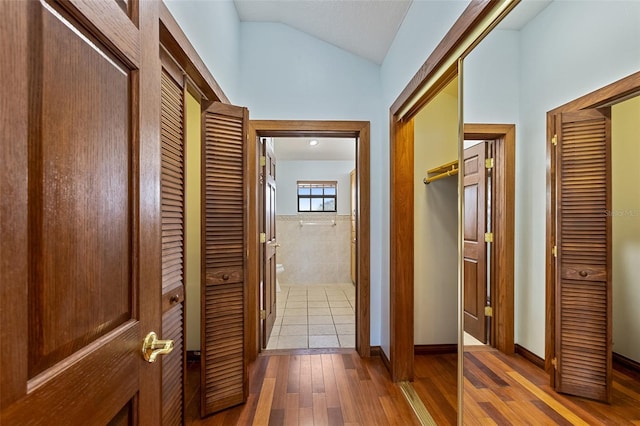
233 0 412 64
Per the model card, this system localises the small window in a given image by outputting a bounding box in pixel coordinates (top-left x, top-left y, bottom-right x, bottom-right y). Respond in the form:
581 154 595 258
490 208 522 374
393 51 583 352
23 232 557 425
297 181 337 212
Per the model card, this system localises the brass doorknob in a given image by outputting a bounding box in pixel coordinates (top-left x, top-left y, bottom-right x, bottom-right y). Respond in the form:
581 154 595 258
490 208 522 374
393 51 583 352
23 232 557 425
142 332 174 363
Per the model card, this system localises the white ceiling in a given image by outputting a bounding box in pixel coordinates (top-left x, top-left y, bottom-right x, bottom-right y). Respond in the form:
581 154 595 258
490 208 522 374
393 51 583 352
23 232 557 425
233 0 412 64
274 137 356 161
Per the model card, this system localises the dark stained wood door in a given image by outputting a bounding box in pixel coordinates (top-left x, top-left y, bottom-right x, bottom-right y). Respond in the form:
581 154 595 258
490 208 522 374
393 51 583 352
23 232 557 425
160 63 186 425
1 1 163 424
555 108 612 402
262 137 278 348
350 169 357 284
201 102 249 415
463 142 488 343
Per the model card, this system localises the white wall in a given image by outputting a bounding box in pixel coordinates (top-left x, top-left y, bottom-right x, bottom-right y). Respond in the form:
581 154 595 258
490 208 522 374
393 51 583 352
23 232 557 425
464 0 640 357
276 160 353 216
237 22 385 344
612 96 640 363
463 29 519 125
379 0 470 357
414 86 458 345
164 0 241 102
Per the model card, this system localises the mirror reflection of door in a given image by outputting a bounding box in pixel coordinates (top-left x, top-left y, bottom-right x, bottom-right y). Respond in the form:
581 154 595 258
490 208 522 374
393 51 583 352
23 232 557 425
463 141 489 346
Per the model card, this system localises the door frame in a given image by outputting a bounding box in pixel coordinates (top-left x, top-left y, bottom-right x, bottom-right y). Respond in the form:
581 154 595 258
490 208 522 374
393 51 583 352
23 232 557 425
247 120 371 360
464 124 515 354
545 70 640 379
388 0 517 382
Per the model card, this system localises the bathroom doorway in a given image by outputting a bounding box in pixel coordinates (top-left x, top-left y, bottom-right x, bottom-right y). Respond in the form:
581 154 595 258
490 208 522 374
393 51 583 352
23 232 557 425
264 136 356 350
247 120 370 360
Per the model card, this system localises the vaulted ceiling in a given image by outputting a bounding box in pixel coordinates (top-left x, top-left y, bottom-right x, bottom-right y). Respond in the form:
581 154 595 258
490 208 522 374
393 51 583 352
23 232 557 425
233 0 412 64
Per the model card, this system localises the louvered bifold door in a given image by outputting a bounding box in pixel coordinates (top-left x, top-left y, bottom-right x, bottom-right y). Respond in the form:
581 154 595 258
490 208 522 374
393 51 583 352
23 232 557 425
160 68 186 426
555 108 612 402
201 102 249 416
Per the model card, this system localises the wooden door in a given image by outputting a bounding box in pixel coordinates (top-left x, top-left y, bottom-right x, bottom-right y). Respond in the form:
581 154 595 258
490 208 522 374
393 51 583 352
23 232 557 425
263 138 278 348
201 102 249 415
160 62 186 425
554 108 612 402
463 142 488 343
350 169 357 284
1 1 163 424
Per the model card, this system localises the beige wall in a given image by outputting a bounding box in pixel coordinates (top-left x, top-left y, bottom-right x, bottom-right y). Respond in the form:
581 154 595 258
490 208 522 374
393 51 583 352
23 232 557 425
185 92 201 351
413 78 459 345
276 213 351 285
612 96 640 363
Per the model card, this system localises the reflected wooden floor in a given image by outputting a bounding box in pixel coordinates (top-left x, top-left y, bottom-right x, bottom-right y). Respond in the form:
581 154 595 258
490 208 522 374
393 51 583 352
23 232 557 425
186 351 421 425
460 349 640 425
412 352 459 424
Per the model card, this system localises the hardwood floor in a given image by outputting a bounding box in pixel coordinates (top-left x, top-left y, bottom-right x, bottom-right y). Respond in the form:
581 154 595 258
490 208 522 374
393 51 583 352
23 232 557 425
185 350 421 425
411 348 640 425
187 348 640 425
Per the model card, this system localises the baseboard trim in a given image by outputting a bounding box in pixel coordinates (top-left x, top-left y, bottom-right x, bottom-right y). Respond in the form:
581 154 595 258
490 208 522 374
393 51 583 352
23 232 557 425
372 346 391 374
186 350 201 362
414 344 457 355
515 344 544 370
370 345 381 357
613 352 640 374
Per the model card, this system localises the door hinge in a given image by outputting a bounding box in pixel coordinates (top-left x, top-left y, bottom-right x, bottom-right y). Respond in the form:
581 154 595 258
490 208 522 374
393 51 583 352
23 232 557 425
484 306 493 317
551 134 558 146
551 357 558 370
260 309 266 320
484 232 493 243
260 232 266 243
485 158 494 169
260 155 266 167
552 245 557 258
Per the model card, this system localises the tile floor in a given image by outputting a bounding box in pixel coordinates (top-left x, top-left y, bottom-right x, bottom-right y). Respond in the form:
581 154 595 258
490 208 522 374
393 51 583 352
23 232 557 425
266 283 356 350
463 332 486 346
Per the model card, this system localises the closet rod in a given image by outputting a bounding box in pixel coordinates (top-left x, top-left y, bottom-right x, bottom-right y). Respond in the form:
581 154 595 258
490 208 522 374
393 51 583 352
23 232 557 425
423 167 459 184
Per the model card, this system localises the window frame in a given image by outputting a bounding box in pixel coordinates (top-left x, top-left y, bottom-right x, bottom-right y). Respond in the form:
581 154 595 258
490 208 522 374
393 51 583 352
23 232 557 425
296 180 337 213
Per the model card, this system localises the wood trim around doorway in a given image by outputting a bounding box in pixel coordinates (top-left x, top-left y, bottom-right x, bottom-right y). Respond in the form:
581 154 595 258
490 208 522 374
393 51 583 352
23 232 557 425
464 123 515 355
388 0 506 383
247 120 371 361
545 71 640 376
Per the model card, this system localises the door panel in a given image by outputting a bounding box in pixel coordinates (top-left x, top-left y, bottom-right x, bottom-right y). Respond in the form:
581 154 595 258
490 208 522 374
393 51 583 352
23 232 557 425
160 68 186 426
350 169 357 284
463 142 488 343
555 108 611 402
201 102 248 415
1 1 161 423
263 137 277 348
